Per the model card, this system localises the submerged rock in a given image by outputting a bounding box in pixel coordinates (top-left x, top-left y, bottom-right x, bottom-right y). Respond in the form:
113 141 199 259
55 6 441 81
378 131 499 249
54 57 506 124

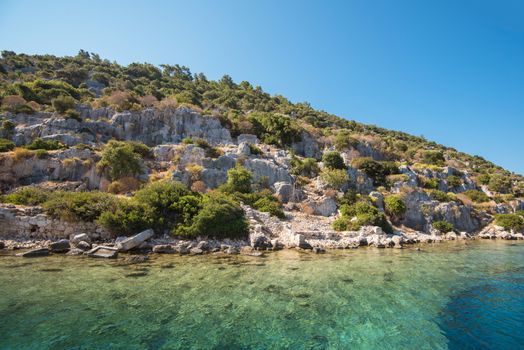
16 248 50 257
87 246 118 259
152 244 176 254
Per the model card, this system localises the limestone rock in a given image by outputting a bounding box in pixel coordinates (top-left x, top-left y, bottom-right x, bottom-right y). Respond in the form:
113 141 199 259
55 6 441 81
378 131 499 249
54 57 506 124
76 241 92 251
16 248 49 257
152 244 176 254
237 134 259 144
71 233 91 246
49 239 70 253
237 142 251 156
87 246 118 259
274 182 294 203
116 229 154 251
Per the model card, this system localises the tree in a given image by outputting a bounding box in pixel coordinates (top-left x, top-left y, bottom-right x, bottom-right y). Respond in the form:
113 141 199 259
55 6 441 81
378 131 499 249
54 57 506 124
97 140 143 180
223 165 253 193
384 195 406 221
322 151 345 170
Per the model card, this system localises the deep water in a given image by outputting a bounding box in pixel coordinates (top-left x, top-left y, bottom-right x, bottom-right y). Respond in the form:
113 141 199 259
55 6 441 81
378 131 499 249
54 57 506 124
0 240 523 349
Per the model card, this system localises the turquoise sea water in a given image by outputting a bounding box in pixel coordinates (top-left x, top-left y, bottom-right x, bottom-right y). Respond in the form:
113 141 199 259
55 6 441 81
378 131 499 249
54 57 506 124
0 240 523 349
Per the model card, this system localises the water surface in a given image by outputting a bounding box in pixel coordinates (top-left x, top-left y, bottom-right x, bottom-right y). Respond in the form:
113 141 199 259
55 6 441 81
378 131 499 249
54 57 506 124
0 240 523 349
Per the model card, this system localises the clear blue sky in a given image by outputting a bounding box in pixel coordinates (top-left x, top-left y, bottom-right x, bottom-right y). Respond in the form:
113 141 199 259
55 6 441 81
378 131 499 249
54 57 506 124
1 0 523 174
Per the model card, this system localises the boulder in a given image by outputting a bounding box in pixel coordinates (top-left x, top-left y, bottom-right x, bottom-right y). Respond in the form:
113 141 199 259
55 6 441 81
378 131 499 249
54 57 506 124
237 142 251 156
274 182 294 203
312 246 326 254
0 241 4 249
189 247 204 255
226 246 240 254
196 241 210 251
49 239 70 253
76 241 92 251
307 197 338 217
116 229 154 251
237 134 259 144
16 248 50 257
71 233 91 246
250 234 272 250
369 191 384 211
87 246 118 259
152 244 176 254
66 248 85 256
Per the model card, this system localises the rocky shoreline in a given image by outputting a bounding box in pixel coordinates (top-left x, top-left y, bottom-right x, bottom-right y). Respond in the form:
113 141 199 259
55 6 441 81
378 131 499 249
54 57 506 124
1 221 522 260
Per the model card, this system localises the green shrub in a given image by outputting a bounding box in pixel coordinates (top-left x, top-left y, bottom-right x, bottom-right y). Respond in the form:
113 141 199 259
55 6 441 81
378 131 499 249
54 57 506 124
222 165 253 194
24 138 65 151
476 173 490 185
432 220 454 233
421 150 445 166
322 151 345 170
133 180 199 232
52 95 76 114
446 175 461 188
253 196 285 219
334 201 392 233
463 189 490 203
0 187 50 205
384 195 406 220
334 129 358 151
248 143 263 155
428 190 454 202
0 138 15 152
180 193 249 239
488 174 512 194
43 191 116 222
351 157 398 186
35 149 49 159
494 214 524 231
97 140 143 180
97 199 152 236
248 112 301 146
337 189 358 206
420 177 440 190
290 156 319 178
320 168 349 189
332 216 354 231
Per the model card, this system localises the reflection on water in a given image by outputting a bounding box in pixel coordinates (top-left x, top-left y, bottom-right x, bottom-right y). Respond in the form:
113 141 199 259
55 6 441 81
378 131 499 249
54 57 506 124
0 240 522 349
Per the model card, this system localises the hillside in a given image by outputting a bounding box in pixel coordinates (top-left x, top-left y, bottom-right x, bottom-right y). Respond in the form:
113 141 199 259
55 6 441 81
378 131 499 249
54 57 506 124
0 50 523 252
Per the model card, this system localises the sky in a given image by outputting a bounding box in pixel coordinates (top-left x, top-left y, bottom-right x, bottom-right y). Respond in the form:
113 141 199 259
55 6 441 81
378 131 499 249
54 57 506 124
1 0 523 174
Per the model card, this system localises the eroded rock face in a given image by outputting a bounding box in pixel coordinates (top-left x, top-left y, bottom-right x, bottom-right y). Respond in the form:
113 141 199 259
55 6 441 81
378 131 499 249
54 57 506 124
243 158 293 186
291 131 321 159
111 108 232 146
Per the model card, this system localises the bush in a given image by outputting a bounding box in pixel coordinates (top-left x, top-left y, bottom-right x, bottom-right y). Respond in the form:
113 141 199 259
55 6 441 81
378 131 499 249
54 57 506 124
97 199 151 236
463 189 490 203
488 174 512 194
332 216 353 231
322 151 345 170
248 143 263 155
222 165 252 194
428 190 454 202
12 148 34 161
320 168 349 189
384 195 406 220
0 138 15 152
421 150 445 166
494 214 524 231
35 149 49 159
432 220 454 233
334 130 358 151
334 201 392 233
133 180 199 233
52 95 76 114
290 156 319 178
43 191 116 222
97 140 144 180
253 196 285 219
420 177 440 190
476 173 490 185
180 193 249 239
0 187 50 205
24 138 65 151
446 175 461 188
338 189 358 206
248 112 301 146
351 157 398 186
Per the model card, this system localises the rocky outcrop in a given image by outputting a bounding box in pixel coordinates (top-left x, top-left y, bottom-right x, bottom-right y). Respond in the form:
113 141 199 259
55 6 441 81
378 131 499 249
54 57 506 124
243 158 294 186
116 229 154 251
87 246 118 259
291 131 321 159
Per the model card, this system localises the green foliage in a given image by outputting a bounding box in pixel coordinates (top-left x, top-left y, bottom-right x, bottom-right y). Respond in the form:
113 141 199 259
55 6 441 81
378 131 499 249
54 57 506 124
24 138 65 151
0 138 15 152
43 191 116 222
97 200 152 236
334 201 392 233
494 214 524 231
253 196 285 219
351 157 398 186
488 174 512 194
428 189 454 202
446 175 461 188
477 173 490 185
222 165 253 194
463 189 490 203
384 195 406 219
420 176 440 190
35 149 49 159
97 140 144 180
290 156 319 178
248 143 263 155
320 168 349 189
248 112 301 146
322 151 345 170
334 129 358 151
181 192 249 239
432 220 454 233
51 95 76 114
421 150 445 166
337 189 358 206
0 186 50 205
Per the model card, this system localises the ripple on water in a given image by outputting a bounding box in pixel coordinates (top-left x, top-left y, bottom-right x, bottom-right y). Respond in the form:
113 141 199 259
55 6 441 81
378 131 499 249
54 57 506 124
0 240 522 349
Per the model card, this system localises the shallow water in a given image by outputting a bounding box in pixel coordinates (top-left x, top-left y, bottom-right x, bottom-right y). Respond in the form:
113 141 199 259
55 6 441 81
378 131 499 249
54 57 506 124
0 240 523 349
